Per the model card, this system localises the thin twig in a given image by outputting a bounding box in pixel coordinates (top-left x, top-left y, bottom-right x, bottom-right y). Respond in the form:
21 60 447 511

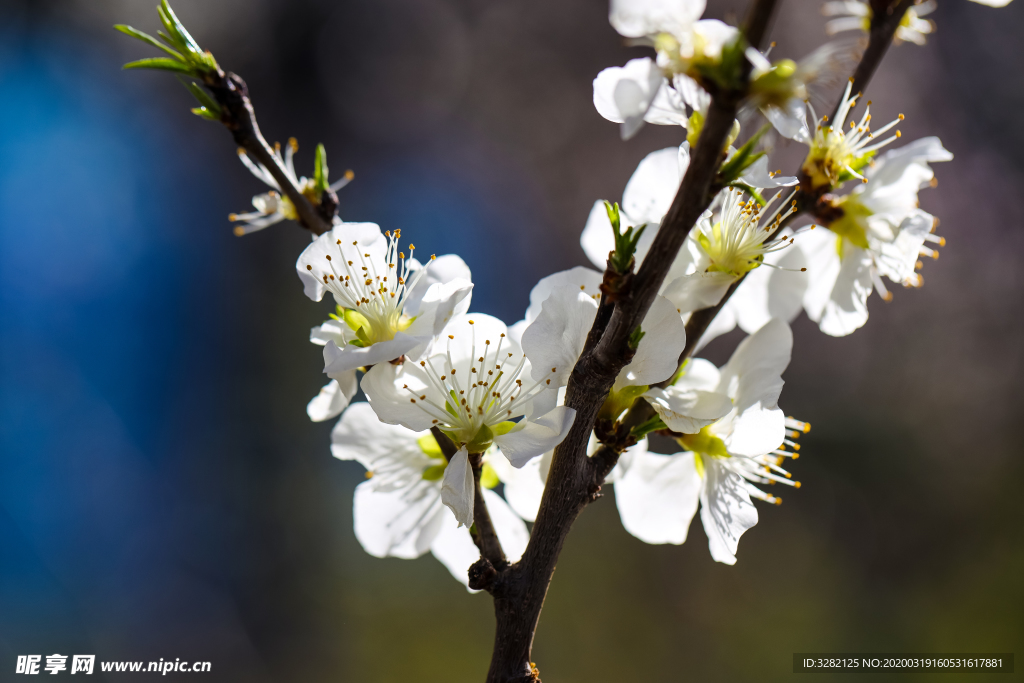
481 2 781 680
430 427 508 578
470 453 509 571
201 69 336 235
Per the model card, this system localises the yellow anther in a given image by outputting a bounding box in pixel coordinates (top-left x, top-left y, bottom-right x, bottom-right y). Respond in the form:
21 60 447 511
233 226 245 237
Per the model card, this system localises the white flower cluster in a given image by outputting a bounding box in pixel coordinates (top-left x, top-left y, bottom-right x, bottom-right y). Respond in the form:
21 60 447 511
234 0 1010 587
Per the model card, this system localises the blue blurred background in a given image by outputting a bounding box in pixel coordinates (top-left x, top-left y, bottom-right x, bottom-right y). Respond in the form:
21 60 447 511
1 0 1022 680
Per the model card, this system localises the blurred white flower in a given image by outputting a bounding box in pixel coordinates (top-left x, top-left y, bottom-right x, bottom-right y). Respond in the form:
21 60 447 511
592 57 707 140
331 403 528 589
822 0 935 45
614 320 806 564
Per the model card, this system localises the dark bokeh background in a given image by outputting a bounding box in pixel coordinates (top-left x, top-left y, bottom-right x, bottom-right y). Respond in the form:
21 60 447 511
1 0 1022 680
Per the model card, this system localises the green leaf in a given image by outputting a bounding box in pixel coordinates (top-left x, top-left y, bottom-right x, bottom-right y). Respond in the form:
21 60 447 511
628 326 646 350
186 82 221 117
158 0 202 57
122 58 195 74
314 143 330 195
630 415 667 440
113 24 184 61
603 200 620 233
717 124 771 186
191 106 219 121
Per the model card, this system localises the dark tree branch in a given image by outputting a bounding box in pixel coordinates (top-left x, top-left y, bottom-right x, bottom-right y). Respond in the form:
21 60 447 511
481 2 782 680
469 453 509 581
835 0 914 119
200 68 337 235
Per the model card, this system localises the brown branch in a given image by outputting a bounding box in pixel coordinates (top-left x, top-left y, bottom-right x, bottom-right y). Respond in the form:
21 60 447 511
468 453 509 583
834 0 914 118
480 2 781 680
200 68 337 235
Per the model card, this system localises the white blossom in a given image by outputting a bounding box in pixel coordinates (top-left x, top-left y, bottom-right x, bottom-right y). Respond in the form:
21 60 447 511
297 223 473 421
331 403 528 589
229 138 353 235
361 314 576 528
800 80 905 190
799 136 951 336
614 319 807 563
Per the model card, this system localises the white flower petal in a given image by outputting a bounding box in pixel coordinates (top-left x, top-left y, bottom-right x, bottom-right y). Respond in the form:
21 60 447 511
736 154 799 187
329 402 430 475
593 58 665 139
493 406 577 468
674 357 721 391
615 450 701 544
403 278 474 344
310 319 348 346
521 288 598 386
522 267 603 327
622 146 686 226
489 450 545 522
761 98 810 143
610 0 706 38
620 295 688 386
700 459 758 564
307 372 359 422
402 254 473 316
323 333 420 378
644 386 733 434
581 200 616 270
360 362 438 432
819 243 873 337
441 447 475 528
353 477 446 559
662 269 734 316
728 242 808 334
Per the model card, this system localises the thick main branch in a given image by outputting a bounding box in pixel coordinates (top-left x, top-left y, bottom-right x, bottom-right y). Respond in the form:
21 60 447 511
482 4 780 680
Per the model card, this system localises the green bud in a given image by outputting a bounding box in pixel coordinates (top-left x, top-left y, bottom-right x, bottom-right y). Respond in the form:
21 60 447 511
467 423 494 453
314 143 330 196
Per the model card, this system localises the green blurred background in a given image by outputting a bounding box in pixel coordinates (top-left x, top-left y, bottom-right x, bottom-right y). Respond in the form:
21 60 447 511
1 0 1021 680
